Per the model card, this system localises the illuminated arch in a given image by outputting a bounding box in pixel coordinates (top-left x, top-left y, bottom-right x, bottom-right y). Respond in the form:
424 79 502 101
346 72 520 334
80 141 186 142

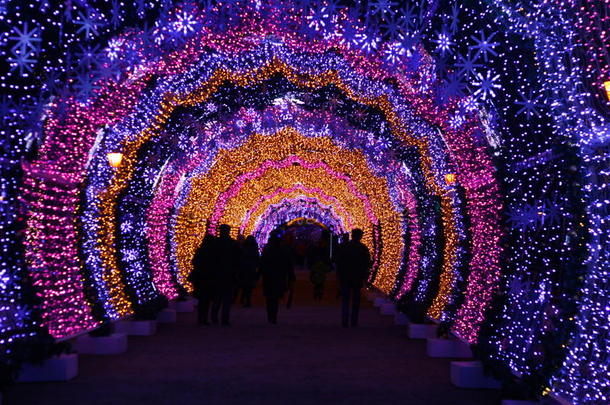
24 6 501 344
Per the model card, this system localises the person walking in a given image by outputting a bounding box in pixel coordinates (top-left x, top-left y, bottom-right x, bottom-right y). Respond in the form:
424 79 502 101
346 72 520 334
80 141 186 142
210 224 242 326
189 232 217 325
259 231 293 324
307 230 332 300
335 229 371 327
237 235 260 308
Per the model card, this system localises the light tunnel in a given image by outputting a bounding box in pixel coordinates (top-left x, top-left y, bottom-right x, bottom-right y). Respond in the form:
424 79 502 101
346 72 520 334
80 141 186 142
22 11 501 345
3 1 607 404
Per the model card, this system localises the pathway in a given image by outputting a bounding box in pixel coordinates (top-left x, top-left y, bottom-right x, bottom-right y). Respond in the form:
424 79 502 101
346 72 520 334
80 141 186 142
8 272 500 405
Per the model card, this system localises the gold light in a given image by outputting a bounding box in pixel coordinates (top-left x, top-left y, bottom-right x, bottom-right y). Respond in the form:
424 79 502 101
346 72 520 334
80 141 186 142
604 81 610 101
107 153 123 168
445 173 456 185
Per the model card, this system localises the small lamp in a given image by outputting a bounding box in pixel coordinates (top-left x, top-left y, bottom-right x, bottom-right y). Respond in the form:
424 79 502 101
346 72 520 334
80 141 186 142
107 152 123 168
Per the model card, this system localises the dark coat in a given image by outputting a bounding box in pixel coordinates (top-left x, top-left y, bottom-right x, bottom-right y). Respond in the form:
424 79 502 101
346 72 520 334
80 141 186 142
214 236 243 288
259 243 293 298
190 235 217 297
335 240 371 288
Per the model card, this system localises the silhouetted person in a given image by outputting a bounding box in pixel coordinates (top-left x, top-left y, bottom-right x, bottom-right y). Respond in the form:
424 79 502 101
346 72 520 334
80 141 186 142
281 231 297 309
259 231 293 324
189 232 217 325
211 224 242 326
336 229 371 327
307 230 332 300
237 235 260 308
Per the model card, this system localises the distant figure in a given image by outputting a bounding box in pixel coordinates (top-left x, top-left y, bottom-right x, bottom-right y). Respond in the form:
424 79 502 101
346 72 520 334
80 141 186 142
211 224 242 326
189 232 217 325
259 231 294 324
307 230 332 300
281 231 297 309
335 229 371 327
237 235 260 308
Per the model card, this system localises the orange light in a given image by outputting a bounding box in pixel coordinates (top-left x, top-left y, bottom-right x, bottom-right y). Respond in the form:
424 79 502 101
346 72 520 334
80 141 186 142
445 173 456 185
604 81 610 101
107 153 123 168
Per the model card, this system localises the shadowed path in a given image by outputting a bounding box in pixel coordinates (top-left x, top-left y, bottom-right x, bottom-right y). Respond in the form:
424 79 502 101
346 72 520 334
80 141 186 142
8 272 500 405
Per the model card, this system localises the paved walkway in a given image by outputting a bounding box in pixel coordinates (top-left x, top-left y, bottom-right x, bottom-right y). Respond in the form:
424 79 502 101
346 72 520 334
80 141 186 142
9 272 500 405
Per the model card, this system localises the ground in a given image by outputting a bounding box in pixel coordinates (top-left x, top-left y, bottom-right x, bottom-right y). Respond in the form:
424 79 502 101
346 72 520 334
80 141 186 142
8 272 501 405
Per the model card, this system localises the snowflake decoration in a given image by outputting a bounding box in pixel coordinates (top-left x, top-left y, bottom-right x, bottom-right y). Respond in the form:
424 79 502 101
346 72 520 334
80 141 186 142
449 113 466 129
339 20 359 49
9 22 41 56
8 52 36 76
75 10 100 39
432 31 454 55
74 72 99 100
460 96 478 113
356 30 380 53
323 0 341 16
377 135 393 149
76 44 101 68
472 71 502 101
143 166 157 182
306 6 330 32
507 205 531 232
398 4 418 30
121 248 138 262
515 89 544 119
111 0 123 29
399 31 420 56
455 51 483 78
369 0 398 17
137 0 146 19
98 62 121 81
106 39 122 61
542 198 564 227
173 11 197 36
205 102 218 113
469 30 499 62
120 221 133 233
449 3 460 33
381 14 401 41
384 42 405 64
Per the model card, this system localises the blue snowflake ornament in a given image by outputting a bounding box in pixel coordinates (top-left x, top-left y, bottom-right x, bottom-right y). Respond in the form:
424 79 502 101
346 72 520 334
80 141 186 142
472 71 502 101
515 89 544 119
469 30 499 62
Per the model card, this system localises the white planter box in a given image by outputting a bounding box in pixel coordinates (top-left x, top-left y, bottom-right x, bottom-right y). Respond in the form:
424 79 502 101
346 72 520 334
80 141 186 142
115 320 156 336
427 338 473 358
451 361 501 389
394 312 409 325
75 333 127 355
169 298 196 313
380 302 396 315
18 354 78 382
407 323 437 339
157 308 177 323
